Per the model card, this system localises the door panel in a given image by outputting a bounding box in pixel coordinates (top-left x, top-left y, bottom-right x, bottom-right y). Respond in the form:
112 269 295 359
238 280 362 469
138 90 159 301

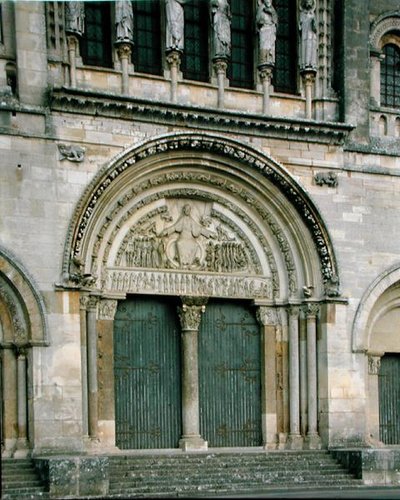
199 299 262 447
379 354 400 444
114 296 181 449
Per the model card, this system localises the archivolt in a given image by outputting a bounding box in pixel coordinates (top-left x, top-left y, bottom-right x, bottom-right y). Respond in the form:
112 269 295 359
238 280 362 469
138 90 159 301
61 132 339 300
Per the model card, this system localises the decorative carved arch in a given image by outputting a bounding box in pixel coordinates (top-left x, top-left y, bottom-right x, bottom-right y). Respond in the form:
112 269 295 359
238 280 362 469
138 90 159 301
0 245 48 346
61 132 340 301
370 10 400 51
352 262 400 353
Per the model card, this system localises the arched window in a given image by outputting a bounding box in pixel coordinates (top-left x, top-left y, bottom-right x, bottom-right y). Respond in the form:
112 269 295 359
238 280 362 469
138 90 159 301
181 0 209 82
132 0 162 75
229 0 254 89
380 43 400 108
81 1 112 68
274 0 297 94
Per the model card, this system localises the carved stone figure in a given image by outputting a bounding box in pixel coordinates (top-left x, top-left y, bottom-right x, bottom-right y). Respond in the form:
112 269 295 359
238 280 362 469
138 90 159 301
65 1 85 37
314 171 338 187
162 204 216 269
299 0 317 70
165 0 185 52
256 0 278 66
115 0 134 44
58 144 85 162
211 0 231 59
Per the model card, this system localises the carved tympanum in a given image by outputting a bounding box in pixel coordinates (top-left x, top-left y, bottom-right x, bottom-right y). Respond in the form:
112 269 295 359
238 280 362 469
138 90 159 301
119 201 251 274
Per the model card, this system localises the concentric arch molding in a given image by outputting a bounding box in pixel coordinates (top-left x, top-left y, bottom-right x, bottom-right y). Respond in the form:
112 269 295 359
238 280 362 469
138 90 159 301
61 132 341 299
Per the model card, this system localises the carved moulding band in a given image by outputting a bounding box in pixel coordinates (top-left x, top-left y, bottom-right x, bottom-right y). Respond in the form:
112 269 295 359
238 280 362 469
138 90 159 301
62 132 339 295
106 268 273 300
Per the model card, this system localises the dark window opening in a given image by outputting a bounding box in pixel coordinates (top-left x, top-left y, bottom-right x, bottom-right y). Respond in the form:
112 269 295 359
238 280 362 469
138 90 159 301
182 0 209 82
274 0 297 94
229 0 254 89
132 0 162 76
381 43 400 108
81 2 112 68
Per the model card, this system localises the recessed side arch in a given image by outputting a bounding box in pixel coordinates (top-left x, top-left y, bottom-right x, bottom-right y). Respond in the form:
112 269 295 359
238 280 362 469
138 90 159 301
61 132 340 301
352 262 400 353
0 245 48 346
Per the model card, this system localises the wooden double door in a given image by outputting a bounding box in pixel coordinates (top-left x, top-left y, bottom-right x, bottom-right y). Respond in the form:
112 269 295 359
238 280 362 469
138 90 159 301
114 296 262 449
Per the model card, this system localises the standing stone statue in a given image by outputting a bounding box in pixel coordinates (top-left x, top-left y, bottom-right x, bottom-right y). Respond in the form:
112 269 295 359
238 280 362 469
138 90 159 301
115 0 134 44
299 0 317 70
211 0 231 59
65 1 85 37
256 0 278 66
165 0 185 52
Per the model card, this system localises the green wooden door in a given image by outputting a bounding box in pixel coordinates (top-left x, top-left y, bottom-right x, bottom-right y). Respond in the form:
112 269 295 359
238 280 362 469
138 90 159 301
199 299 262 447
379 354 400 444
114 296 181 449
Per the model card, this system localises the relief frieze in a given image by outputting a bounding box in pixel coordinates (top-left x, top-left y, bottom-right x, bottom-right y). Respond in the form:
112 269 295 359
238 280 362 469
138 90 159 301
106 268 272 299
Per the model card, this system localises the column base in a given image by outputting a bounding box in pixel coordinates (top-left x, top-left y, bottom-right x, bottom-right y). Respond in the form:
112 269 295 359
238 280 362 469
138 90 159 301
14 438 30 458
179 436 208 451
287 433 303 450
304 433 322 450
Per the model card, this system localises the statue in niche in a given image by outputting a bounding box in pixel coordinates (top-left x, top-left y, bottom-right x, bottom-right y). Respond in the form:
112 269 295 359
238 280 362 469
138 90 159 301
165 0 185 52
161 204 216 269
115 0 134 44
299 0 317 71
65 1 85 37
211 0 231 59
256 0 278 66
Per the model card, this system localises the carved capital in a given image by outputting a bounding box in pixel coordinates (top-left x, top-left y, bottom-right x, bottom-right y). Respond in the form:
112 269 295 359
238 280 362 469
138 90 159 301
66 34 79 51
213 58 228 75
79 294 90 310
258 64 274 81
87 296 99 311
98 299 118 320
166 50 181 68
12 344 28 358
177 300 206 331
304 303 319 318
368 355 381 375
256 306 277 326
288 305 301 318
116 43 132 60
301 70 317 85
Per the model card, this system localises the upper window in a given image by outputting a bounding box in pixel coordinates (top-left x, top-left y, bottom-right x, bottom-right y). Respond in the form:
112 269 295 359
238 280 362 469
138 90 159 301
274 0 297 94
181 0 209 82
132 0 162 75
380 43 400 108
81 2 112 68
229 0 254 89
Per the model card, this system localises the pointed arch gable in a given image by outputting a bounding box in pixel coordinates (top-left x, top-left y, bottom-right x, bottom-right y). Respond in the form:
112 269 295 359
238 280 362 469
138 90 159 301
0 245 49 346
61 132 340 301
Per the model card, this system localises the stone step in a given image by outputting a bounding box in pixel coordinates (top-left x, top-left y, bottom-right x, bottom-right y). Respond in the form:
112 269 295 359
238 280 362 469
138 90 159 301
1 459 48 499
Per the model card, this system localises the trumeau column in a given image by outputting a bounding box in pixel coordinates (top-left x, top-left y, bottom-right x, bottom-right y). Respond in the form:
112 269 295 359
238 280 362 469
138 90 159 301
14 346 29 458
256 306 278 449
177 297 208 451
304 303 321 449
287 306 303 449
87 296 99 442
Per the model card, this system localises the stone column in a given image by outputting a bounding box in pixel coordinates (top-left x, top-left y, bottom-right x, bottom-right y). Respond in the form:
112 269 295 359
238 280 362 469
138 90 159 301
116 44 132 95
14 346 29 457
367 352 384 446
87 296 99 441
304 303 321 449
256 306 278 449
258 64 274 115
301 70 316 119
370 50 382 107
177 297 208 451
66 35 79 88
79 295 89 438
213 58 228 109
287 306 303 449
299 310 307 437
166 50 181 104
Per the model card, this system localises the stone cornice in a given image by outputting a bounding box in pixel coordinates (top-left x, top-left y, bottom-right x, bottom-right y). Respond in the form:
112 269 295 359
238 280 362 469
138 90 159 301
50 87 353 146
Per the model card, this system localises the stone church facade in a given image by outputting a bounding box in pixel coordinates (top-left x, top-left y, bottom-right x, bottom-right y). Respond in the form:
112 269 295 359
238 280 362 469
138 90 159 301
1 0 400 491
